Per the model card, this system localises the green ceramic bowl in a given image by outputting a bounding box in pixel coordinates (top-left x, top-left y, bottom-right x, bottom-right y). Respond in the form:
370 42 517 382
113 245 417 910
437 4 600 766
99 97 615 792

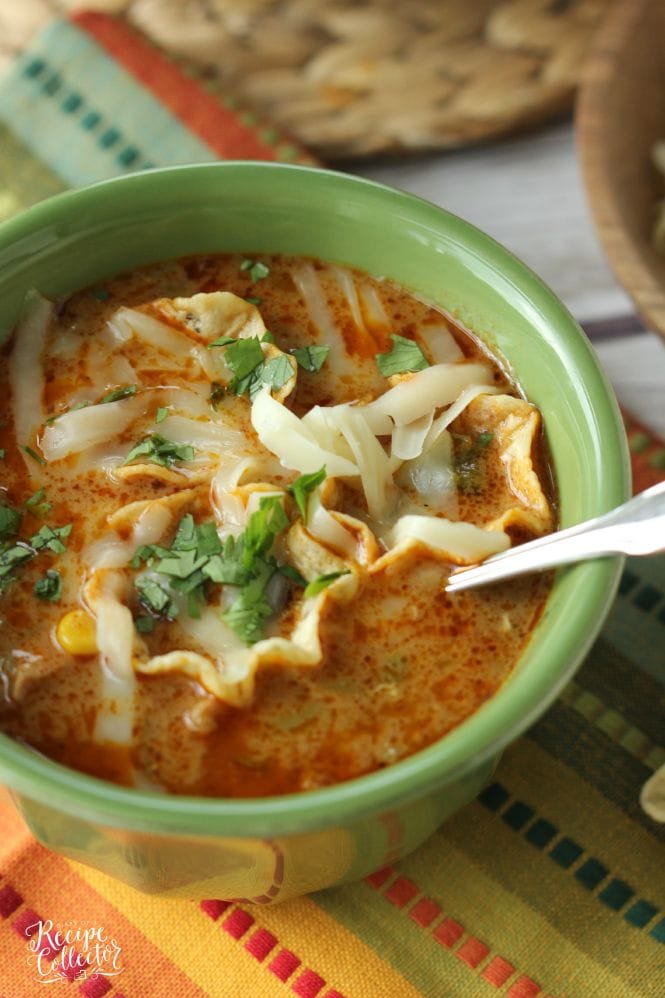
0 163 629 901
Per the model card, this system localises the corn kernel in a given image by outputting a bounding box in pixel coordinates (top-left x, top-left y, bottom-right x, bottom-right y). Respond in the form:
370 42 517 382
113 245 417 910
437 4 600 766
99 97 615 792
56 609 97 656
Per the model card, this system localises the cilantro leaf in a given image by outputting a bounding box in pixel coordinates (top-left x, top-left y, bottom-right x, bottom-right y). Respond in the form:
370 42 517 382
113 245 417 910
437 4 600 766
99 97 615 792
288 466 326 521
135 576 178 619
135 615 154 633
33 569 62 602
242 496 288 570
123 434 195 468
0 504 21 540
30 522 72 554
22 445 46 466
291 345 329 373
261 331 275 343
261 355 293 392
245 296 262 306
222 565 274 644
209 382 225 409
279 564 307 587
375 334 429 377
155 406 169 424
225 336 264 381
240 259 270 282
24 488 51 518
304 571 350 598
206 335 236 350
98 384 137 404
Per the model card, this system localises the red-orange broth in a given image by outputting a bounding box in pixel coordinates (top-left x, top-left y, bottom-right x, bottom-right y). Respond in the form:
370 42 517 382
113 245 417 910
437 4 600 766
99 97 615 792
0 254 555 796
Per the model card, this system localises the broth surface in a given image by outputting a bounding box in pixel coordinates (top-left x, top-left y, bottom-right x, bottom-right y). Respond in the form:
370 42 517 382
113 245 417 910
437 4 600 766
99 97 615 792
0 254 554 796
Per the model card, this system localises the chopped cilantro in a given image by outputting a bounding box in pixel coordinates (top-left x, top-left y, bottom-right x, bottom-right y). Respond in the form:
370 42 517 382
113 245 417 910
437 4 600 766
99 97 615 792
278 564 307 587
24 488 52 517
453 432 493 494
33 569 62 602
242 495 288 571
245 296 262 306
261 355 293 392
98 384 137 404
240 259 270 282
222 572 274 643
261 331 276 343
0 504 21 540
304 571 350 598
134 615 155 633
129 496 291 644
30 522 72 554
22 445 46 466
375 334 429 377
123 434 195 468
135 576 178 619
291 344 329 373
91 288 109 301
209 382 226 409
0 449 5 459
226 336 264 383
0 521 71 591
155 406 169 424
206 334 236 350
288 466 326 521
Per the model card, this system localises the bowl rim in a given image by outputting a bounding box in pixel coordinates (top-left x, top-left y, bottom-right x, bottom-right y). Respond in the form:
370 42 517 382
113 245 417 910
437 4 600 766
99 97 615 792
0 161 630 835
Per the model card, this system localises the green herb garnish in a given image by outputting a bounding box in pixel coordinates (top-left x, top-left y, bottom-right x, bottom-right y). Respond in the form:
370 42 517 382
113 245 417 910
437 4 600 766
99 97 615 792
33 569 62 602
123 434 195 468
22 445 46 466
155 406 169 424
245 296 262 306
0 449 5 459
453 431 494 494
135 576 178 619
261 355 293 392
130 496 293 644
240 259 270 282
291 345 329 373
98 384 137 404
304 571 350 598
206 335 236 350
134 615 155 633
375 334 429 377
0 504 21 540
222 563 275 644
288 466 326 521
0 521 71 591
261 331 276 343
24 488 52 518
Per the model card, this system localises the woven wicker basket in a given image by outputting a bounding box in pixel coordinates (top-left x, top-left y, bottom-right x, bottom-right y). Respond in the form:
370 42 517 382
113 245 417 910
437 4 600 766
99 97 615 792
3 0 613 158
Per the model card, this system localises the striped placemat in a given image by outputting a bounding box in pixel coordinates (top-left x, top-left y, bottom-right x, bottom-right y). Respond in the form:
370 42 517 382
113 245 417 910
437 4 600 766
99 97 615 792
0 12 663 998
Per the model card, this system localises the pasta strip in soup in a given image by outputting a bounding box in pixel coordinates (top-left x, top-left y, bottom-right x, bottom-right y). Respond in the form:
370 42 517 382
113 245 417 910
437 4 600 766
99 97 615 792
0 254 556 796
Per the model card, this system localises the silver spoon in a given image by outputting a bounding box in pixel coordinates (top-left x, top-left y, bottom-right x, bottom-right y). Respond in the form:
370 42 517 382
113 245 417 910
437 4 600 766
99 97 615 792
445 480 665 593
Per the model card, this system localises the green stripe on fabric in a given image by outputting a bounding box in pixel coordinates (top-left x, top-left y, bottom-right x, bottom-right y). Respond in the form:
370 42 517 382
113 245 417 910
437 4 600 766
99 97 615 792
575 630 665 747
0 121 66 217
0 20 216 189
529 702 665 842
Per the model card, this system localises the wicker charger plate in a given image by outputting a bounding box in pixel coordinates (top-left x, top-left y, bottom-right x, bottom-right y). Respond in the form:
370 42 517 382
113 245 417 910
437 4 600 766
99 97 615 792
5 0 612 158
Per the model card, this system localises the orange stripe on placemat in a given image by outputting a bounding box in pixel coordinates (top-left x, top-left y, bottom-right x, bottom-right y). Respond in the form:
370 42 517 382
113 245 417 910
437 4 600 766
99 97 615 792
70 11 310 164
365 866 550 997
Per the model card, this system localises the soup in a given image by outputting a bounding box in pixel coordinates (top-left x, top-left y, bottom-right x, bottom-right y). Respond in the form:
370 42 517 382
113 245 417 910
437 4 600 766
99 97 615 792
0 254 555 797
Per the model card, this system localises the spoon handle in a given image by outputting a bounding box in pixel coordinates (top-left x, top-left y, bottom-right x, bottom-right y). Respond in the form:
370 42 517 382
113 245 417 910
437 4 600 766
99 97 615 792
446 480 665 593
